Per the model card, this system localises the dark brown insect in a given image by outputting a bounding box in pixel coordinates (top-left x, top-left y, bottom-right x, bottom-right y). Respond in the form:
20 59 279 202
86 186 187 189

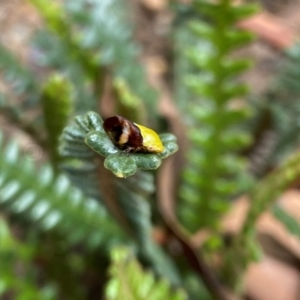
103 116 164 153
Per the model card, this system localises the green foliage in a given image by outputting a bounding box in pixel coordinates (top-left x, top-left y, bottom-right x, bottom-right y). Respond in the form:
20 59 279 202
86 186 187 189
42 73 73 167
0 43 37 99
0 217 59 300
31 0 157 116
29 0 98 79
243 44 300 178
114 176 181 285
113 78 146 123
272 205 300 238
59 114 104 201
60 111 181 284
0 44 44 145
0 132 123 250
178 0 257 234
105 247 187 300
3 0 300 299
265 44 300 164
1 0 181 299
224 150 300 290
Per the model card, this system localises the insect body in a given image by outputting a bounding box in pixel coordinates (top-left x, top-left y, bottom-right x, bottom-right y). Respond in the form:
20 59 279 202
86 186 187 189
103 116 164 153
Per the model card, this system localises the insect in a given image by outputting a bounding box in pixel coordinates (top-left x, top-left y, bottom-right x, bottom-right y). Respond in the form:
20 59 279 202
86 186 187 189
103 116 164 153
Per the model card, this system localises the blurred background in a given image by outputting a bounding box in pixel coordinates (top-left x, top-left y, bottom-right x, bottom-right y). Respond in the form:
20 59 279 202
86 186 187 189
1 0 300 299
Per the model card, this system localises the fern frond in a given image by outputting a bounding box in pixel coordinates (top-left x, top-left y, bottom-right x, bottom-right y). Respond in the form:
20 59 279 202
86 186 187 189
113 77 146 124
178 0 258 235
0 217 59 299
0 42 38 100
32 0 157 117
224 150 300 290
60 111 180 283
264 45 300 165
241 46 300 177
105 247 187 300
0 132 123 250
67 0 158 118
115 175 181 285
0 41 45 144
28 0 98 79
272 204 300 239
41 73 73 167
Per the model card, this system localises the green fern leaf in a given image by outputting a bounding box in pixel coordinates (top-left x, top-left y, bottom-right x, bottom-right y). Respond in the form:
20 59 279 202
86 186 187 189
105 247 187 300
0 217 59 300
178 0 257 236
272 204 300 238
42 73 73 167
224 150 300 290
0 132 123 250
